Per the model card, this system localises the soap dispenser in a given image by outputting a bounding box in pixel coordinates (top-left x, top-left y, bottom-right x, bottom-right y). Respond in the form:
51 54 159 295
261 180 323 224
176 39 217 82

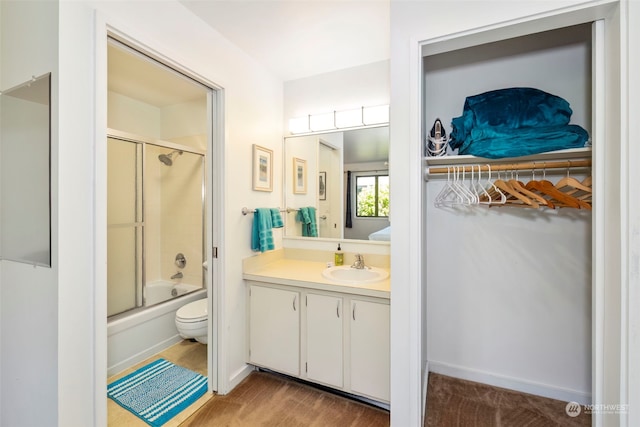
335 243 344 266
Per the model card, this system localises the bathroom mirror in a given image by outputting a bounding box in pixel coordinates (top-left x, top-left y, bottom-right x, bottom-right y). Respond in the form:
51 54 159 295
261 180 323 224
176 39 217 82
283 125 390 243
0 73 52 267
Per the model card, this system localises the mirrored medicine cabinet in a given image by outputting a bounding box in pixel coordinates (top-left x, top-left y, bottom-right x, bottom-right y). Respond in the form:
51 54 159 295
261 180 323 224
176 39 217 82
0 73 52 267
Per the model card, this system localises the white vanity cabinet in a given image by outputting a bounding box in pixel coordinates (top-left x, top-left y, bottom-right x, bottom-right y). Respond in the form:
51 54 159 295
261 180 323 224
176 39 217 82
305 293 343 388
350 298 390 402
246 280 390 404
248 284 300 377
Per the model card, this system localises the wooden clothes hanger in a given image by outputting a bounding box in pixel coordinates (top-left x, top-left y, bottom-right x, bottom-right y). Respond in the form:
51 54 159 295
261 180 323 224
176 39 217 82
565 176 593 203
524 166 591 210
492 170 539 208
555 166 592 203
508 170 553 208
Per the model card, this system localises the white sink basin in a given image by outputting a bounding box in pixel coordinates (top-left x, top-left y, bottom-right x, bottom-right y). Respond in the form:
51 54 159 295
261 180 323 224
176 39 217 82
322 265 389 284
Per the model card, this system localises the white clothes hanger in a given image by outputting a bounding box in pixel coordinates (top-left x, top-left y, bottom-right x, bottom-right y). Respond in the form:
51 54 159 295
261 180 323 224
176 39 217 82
434 167 467 207
479 164 506 205
474 165 493 205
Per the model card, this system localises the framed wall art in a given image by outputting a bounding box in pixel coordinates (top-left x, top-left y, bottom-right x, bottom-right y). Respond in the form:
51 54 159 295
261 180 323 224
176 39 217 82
293 157 307 194
318 171 327 200
252 144 273 192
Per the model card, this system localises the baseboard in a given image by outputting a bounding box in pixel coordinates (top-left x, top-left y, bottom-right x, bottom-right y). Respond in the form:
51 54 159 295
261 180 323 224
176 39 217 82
226 364 256 393
108 334 182 377
422 361 430 425
428 361 591 405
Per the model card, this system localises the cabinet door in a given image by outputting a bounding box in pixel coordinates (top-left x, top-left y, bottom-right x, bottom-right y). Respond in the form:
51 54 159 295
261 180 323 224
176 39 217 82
350 299 390 402
306 293 343 388
249 285 300 376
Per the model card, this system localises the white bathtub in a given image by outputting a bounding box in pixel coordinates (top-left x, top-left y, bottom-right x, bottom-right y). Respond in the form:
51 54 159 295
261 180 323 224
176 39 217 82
144 280 202 306
107 283 206 376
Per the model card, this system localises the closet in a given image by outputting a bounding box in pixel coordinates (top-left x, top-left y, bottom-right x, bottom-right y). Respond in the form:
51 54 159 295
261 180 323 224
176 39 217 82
422 22 597 405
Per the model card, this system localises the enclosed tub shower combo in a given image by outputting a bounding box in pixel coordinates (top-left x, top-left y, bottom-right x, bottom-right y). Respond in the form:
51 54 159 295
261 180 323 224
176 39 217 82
105 37 214 376
106 135 207 375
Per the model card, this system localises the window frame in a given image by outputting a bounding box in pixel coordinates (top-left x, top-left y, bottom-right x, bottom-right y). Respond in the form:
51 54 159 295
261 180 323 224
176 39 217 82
353 172 389 218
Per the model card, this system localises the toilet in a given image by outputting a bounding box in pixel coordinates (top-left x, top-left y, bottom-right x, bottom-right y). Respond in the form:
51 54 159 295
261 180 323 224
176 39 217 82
175 298 208 344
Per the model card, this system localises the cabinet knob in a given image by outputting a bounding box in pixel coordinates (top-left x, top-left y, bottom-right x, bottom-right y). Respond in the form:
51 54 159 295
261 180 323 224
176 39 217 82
353 303 356 320
337 300 340 318
293 295 297 311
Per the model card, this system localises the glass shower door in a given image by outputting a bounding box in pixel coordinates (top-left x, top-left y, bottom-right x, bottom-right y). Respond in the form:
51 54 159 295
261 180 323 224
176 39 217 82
107 138 142 317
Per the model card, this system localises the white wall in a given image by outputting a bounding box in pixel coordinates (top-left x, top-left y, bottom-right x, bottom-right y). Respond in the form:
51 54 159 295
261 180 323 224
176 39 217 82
0 1 59 426
283 60 389 133
108 92 162 137
389 1 626 426
56 1 283 425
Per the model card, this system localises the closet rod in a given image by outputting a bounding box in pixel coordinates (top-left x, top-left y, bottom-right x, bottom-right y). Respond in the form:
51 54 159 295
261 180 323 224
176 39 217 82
427 159 591 175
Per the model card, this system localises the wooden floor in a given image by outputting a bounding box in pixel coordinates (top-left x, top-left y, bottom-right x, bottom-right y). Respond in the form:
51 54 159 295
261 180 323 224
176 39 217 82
107 340 388 427
425 372 591 427
109 342 591 427
181 371 390 427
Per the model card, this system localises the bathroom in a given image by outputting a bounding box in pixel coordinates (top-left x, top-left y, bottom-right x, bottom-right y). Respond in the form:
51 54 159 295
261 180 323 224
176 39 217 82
106 39 211 376
104 31 392 392
0 2 636 426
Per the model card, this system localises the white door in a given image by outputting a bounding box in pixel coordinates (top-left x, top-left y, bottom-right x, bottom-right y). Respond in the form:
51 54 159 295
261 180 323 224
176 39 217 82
249 285 300 376
306 293 343 388
350 299 390 402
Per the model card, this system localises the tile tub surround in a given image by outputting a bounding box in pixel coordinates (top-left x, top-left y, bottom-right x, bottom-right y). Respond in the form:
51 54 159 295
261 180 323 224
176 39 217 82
243 249 390 298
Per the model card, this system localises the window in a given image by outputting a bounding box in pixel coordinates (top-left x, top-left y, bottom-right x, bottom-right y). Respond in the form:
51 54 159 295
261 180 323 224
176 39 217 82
355 174 389 217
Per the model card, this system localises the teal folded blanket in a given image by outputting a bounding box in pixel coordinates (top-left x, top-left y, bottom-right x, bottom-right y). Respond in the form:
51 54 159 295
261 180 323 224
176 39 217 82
251 208 274 252
450 87 589 159
296 207 318 237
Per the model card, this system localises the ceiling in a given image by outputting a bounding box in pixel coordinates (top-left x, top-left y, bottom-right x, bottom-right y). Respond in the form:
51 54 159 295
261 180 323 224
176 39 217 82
343 126 389 164
179 0 390 81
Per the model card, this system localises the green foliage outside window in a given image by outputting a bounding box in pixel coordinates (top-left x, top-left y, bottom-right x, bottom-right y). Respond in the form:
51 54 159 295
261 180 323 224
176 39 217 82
356 175 389 217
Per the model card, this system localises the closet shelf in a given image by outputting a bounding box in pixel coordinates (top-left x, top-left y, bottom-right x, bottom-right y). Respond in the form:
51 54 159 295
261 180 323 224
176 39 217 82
424 147 592 167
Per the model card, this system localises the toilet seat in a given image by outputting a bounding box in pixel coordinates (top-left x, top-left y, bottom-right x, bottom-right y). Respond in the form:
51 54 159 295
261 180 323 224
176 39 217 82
176 298 207 323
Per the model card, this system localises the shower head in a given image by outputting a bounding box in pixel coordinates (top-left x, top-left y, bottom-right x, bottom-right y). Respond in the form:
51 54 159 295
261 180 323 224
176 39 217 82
158 150 183 166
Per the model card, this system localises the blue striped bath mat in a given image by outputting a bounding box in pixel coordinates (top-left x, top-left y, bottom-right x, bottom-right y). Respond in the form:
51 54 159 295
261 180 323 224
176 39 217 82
108 358 208 427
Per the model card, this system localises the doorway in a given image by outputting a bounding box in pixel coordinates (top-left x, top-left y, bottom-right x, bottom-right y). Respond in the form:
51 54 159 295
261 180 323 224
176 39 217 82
105 36 220 393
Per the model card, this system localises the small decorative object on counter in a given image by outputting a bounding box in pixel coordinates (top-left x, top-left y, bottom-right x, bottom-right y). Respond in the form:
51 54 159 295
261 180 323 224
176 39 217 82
334 243 344 266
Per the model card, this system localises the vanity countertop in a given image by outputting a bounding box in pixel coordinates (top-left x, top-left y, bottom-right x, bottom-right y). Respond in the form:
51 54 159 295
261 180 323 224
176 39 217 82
243 258 390 299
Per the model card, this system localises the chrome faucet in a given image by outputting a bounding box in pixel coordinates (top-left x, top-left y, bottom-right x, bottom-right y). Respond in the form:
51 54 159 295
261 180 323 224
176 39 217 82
171 271 183 280
351 254 366 269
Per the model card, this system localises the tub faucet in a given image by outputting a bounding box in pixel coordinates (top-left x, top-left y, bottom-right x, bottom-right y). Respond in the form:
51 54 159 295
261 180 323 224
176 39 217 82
351 254 366 269
171 271 183 280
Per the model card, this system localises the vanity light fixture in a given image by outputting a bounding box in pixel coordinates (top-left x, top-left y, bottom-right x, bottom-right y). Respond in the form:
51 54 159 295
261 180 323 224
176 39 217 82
335 107 364 128
362 104 389 126
309 111 335 132
288 104 389 134
288 116 310 134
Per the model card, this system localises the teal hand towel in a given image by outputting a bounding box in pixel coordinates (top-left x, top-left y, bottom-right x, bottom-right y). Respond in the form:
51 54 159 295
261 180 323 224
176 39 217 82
270 208 283 228
251 208 274 252
296 207 318 237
